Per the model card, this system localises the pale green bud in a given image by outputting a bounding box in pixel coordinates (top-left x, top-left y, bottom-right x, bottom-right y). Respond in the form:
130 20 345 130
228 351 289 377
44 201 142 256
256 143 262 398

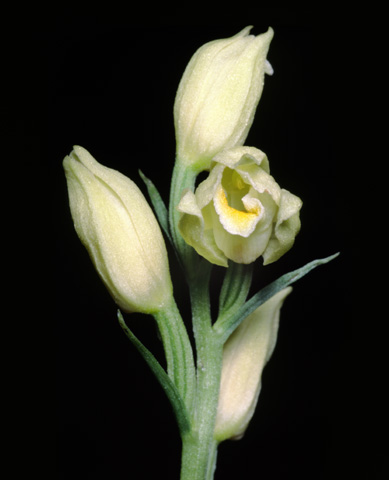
214 287 292 442
177 146 302 266
63 146 173 314
174 26 274 172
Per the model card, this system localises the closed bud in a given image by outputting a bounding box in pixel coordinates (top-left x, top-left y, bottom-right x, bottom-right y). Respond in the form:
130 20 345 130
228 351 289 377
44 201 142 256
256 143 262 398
214 288 292 442
174 26 274 172
63 146 172 314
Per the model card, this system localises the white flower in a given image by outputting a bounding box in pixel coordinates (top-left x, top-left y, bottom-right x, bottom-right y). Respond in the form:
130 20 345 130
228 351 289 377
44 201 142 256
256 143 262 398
177 146 302 266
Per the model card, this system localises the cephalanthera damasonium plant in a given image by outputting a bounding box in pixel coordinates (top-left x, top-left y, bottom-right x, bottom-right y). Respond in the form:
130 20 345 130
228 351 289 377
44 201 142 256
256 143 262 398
63 26 338 480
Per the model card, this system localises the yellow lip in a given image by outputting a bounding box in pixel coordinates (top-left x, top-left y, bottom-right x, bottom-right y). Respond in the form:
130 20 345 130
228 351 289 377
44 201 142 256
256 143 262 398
214 186 262 237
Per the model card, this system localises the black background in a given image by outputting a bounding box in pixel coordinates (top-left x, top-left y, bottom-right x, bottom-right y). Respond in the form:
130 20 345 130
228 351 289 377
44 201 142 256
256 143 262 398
39 9 382 480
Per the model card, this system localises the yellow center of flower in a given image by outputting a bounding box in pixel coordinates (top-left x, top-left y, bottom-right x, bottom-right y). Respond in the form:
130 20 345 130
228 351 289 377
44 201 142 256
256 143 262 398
214 185 262 237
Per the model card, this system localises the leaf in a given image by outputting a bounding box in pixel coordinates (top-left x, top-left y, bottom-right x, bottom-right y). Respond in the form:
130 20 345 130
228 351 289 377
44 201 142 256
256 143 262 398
139 170 173 245
214 252 340 342
117 310 191 435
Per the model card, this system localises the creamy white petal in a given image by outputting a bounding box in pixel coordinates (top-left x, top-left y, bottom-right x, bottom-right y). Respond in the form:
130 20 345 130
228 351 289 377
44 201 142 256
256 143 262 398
262 189 303 265
178 189 228 267
213 146 269 172
213 185 263 237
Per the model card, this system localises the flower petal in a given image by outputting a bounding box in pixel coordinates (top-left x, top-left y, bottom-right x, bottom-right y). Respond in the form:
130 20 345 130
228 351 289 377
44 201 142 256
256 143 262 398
212 187 278 264
213 185 263 237
178 190 228 267
262 189 303 265
195 163 224 209
213 146 269 172
213 220 272 264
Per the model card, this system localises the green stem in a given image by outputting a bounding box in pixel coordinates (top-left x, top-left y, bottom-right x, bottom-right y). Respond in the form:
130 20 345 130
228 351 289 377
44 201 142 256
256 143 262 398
169 159 226 479
180 265 224 480
180 330 223 480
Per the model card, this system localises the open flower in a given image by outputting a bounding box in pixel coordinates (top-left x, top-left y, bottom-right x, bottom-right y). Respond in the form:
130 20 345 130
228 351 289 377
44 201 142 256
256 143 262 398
177 146 302 266
174 26 274 172
63 146 173 314
214 287 292 442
